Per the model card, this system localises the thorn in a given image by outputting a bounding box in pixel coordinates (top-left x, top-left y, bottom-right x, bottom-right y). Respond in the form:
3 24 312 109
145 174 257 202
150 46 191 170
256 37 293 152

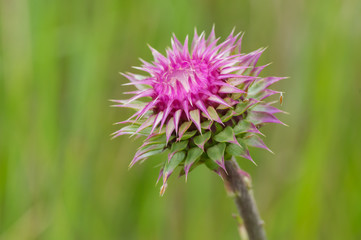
184 165 190 183
160 182 167 196
268 148 275 155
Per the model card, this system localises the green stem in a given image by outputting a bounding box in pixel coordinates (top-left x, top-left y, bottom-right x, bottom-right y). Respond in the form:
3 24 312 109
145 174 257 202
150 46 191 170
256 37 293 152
221 158 267 240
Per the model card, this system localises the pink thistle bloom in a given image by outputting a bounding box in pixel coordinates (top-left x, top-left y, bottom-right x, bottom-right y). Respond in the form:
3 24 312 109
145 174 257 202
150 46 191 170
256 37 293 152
112 27 286 195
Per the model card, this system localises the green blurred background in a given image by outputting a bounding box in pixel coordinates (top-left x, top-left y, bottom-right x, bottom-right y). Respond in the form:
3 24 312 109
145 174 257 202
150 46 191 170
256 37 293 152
1 0 361 239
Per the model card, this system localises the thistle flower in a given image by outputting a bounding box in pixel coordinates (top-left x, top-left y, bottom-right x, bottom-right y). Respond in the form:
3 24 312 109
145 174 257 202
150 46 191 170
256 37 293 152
112 27 286 195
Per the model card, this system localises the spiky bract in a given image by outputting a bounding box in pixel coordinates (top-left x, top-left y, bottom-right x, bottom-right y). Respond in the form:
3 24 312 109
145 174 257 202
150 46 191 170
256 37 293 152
112 28 286 195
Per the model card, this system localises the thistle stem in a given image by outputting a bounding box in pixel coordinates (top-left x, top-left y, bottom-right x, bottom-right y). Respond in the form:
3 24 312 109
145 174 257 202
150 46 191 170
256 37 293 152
221 158 267 240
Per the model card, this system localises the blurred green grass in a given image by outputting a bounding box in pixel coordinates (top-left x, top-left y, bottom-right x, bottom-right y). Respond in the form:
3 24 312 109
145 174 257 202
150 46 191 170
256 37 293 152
1 0 361 239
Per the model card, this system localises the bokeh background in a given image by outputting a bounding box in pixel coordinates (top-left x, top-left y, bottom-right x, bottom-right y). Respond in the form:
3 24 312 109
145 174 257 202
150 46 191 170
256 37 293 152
1 0 361 239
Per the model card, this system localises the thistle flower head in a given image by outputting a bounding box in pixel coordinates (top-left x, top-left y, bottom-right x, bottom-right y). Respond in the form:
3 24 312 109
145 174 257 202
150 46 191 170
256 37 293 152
113 27 286 195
